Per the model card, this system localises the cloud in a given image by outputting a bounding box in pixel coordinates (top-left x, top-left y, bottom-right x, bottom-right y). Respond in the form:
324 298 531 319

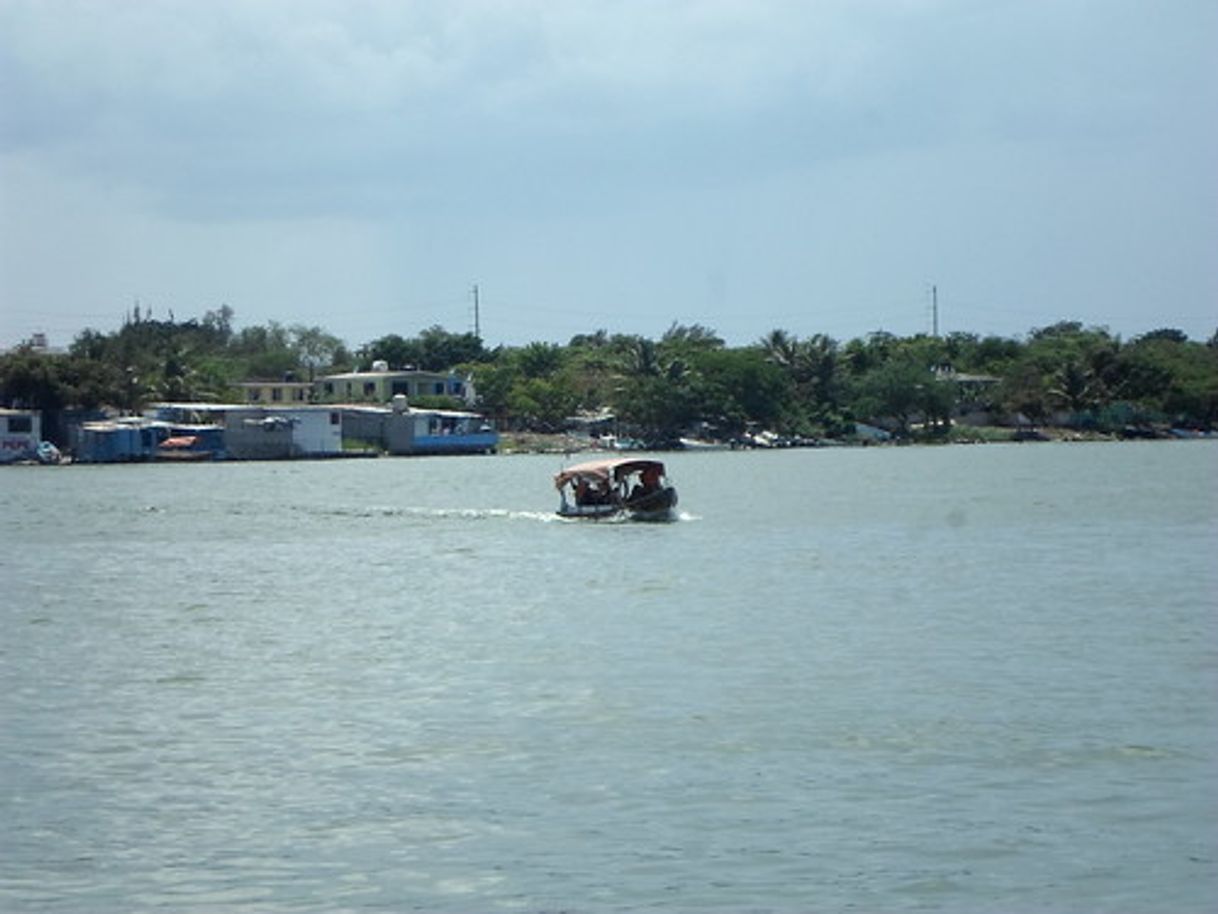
2 0 1215 347
2 1 960 216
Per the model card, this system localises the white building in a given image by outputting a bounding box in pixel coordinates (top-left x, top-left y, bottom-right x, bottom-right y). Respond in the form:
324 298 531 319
149 404 343 459
0 409 41 463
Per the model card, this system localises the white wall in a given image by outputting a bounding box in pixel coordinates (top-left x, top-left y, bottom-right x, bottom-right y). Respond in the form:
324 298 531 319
291 410 342 455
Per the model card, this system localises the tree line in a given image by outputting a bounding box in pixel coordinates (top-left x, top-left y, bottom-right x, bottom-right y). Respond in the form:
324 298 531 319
3 305 1216 444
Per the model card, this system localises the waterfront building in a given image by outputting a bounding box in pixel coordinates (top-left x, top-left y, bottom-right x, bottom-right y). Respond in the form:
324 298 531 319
150 404 343 459
383 405 498 456
72 416 226 462
0 409 41 463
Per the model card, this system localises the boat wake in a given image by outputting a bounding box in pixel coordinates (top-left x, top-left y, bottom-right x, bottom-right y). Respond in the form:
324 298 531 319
551 508 701 524
421 507 564 523
316 505 565 523
322 505 702 525
132 501 695 525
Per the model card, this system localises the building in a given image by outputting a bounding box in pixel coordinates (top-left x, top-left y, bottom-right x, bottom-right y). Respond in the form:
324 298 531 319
315 367 473 406
71 416 226 462
72 418 171 462
150 404 343 459
0 409 41 463
237 380 315 406
932 366 1003 425
384 407 498 456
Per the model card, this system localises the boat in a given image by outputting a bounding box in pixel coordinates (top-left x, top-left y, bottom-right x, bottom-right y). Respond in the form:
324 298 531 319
156 434 221 461
678 437 730 451
554 457 679 522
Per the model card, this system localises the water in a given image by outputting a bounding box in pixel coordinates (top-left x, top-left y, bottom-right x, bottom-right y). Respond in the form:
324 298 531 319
2 442 1216 912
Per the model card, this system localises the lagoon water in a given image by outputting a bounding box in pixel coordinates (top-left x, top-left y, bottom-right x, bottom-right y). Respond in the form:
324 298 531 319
2 442 1216 912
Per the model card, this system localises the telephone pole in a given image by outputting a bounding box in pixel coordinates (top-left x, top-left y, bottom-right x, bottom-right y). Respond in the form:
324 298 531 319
471 284 481 340
931 284 939 338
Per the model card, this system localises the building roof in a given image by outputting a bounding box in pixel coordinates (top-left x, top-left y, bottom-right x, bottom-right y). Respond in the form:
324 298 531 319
236 380 313 387
321 369 457 382
555 458 667 488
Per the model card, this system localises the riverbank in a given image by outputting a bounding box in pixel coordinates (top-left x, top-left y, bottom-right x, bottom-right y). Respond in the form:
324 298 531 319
495 425 1213 454
5 425 1209 466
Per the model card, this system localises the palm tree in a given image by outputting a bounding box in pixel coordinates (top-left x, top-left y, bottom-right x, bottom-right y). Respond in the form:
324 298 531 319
798 334 840 405
759 329 798 371
623 337 661 377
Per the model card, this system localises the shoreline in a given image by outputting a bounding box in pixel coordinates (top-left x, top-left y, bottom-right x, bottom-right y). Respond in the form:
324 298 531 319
4 427 1211 467
496 426 1214 455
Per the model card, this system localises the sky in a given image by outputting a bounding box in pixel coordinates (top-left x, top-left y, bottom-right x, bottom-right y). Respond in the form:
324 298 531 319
2 0 1216 352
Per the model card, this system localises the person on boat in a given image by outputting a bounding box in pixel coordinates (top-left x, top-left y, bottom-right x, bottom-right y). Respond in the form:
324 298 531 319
575 479 593 505
576 478 609 506
628 466 662 502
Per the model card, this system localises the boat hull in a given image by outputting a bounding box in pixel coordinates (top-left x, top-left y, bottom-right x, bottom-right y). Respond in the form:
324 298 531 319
556 485 678 522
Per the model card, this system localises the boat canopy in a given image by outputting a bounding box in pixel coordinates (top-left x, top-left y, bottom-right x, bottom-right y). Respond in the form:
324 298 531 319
554 458 667 489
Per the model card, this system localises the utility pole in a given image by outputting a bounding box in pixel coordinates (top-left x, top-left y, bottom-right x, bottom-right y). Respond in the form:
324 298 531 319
471 284 481 340
931 284 939 338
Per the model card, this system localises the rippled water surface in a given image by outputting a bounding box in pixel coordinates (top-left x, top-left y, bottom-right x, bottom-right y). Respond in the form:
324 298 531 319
2 442 1216 912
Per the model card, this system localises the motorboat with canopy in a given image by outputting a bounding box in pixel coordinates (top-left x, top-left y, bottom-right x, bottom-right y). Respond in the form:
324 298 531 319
554 457 678 521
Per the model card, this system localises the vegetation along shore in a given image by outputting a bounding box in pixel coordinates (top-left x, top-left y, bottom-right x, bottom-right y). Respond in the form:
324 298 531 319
2 305 1216 456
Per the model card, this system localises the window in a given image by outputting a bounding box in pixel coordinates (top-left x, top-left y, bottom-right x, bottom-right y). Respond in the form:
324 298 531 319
433 382 444 395
363 382 376 397
330 412 340 425
7 416 32 433
249 388 262 402
271 388 283 402
323 382 334 395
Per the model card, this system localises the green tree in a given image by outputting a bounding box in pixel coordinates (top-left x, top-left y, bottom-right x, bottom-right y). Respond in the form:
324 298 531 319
467 361 517 423
851 354 953 436
999 359 1050 423
508 377 578 431
1136 328 1189 345
202 305 235 346
515 342 565 378
289 325 348 378
231 322 297 379
692 348 792 432
0 348 70 410
361 334 415 369
759 329 799 371
614 374 694 443
659 322 724 360
1118 335 1218 426
360 326 485 371
416 325 486 370
759 329 845 432
1022 323 1121 422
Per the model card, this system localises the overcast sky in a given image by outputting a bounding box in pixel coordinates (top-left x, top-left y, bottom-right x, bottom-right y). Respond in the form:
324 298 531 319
2 0 1215 351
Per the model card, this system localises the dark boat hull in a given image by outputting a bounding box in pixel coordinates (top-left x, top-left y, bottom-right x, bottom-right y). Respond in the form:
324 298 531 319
557 485 678 522
624 484 678 521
